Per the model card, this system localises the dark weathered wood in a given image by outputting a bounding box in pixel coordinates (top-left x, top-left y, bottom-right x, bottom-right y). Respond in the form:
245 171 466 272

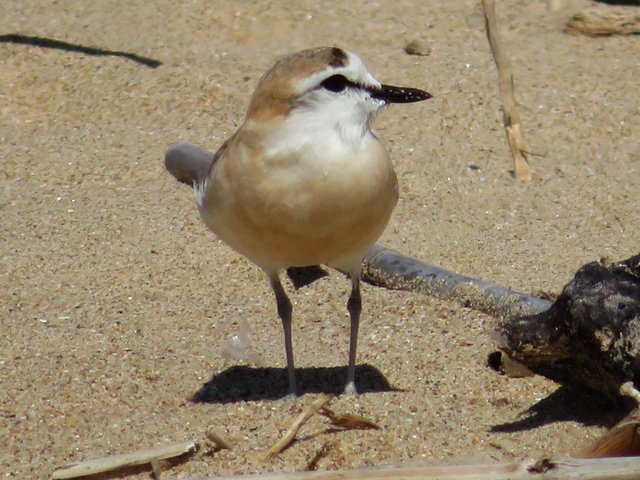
498 254 640 399
362 245 550 318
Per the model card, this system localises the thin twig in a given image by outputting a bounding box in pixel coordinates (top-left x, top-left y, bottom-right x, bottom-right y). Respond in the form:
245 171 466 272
263 394 334 461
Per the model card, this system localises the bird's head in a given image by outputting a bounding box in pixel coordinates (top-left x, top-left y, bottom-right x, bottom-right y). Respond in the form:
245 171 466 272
246 47 431 136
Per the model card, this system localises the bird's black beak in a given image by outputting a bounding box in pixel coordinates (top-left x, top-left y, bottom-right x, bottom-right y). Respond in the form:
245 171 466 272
371 84 432 104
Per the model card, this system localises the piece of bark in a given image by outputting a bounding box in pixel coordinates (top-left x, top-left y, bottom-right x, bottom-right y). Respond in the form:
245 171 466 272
498 254 640 399
566 6 640 36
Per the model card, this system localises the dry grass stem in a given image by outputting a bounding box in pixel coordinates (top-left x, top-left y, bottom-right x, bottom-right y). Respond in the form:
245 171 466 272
482 0 532 181
320 407 380 430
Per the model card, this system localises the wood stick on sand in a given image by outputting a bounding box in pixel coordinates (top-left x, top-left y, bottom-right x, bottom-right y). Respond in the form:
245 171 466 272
263 394 334 461
51 440 196 479
197 456 640 480
482 0 532 181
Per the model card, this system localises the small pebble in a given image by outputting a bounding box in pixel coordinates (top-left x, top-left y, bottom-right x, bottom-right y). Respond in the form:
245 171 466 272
405 39 431 56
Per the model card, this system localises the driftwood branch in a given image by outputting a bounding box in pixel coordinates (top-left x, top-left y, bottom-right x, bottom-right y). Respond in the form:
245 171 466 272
482 0 532 180
51 440 196 479
362 245 550 319
188 456 640 480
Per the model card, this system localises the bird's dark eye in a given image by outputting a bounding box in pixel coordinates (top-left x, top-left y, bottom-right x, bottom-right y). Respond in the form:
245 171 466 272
321 74 349 93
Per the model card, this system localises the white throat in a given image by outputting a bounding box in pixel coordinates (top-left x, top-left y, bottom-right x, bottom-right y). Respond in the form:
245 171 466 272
264 89 384 161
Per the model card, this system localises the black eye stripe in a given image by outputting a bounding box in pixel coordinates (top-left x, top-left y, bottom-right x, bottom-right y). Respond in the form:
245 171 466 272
317 75 432 105
320 74 350 93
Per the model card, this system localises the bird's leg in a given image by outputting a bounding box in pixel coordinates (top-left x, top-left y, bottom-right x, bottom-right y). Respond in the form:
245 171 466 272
344 272 362 395
269 273 297 398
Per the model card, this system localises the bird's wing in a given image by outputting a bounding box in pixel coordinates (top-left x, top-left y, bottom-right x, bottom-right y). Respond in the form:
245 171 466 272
164 142 215 186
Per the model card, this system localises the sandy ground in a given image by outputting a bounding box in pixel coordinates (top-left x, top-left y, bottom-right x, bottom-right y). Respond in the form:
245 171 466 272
2 0 639 478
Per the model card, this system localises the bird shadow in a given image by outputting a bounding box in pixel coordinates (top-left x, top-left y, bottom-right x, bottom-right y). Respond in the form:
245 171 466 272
191 364 398 403
286 265 330 290
0 33 162 68
491 384 629 433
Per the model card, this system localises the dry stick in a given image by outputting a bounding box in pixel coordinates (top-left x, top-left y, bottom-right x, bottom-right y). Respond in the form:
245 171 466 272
51 440 196 479
482 0 532 181
263 394 334 461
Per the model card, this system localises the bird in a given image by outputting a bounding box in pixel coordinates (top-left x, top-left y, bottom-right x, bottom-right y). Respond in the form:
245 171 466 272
165 46 431 398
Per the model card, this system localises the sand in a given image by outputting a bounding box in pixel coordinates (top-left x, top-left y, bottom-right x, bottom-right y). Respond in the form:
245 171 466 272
1 0 639 478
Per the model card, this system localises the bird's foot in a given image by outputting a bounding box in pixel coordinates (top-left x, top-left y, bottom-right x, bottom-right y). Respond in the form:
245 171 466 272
283 391 298 402
343 381 358 395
